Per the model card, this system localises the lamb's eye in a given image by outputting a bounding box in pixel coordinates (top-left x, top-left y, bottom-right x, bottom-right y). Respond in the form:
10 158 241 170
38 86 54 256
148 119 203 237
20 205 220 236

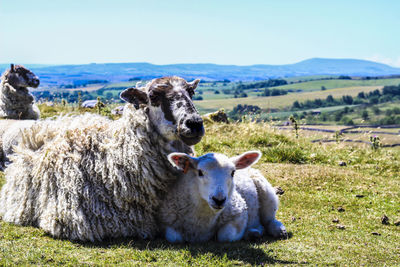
198 170 204 176
231 170 235 177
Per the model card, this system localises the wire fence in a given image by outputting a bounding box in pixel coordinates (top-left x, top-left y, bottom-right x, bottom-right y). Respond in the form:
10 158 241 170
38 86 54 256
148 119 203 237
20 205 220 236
274 124 400 148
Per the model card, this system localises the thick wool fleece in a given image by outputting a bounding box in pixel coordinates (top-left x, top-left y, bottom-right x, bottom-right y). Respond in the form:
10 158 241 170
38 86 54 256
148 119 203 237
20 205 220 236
0 80 40 120
0 104 191 242
158 167 280 242
158 174 247 243
0 119 36 168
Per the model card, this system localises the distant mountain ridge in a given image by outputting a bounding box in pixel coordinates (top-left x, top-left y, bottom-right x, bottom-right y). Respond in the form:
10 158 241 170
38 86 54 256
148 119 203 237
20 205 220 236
1 58 400 86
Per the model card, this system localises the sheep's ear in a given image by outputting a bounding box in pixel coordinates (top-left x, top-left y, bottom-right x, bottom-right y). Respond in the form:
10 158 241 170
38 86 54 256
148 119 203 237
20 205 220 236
10 64 15 72
120 87 148 108
168 153 196 174
231 151 261 169
188 79 200 90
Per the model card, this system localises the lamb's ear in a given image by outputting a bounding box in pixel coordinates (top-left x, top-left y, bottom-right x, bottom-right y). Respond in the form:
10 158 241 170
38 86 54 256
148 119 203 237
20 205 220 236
231 151 261 169
188 79 200 90
120 87 148 107
10 64 15 72
168 153 196 174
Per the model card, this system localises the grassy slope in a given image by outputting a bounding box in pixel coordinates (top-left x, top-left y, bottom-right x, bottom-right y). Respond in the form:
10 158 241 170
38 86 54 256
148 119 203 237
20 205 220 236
195 86 382 113
1 121 399 265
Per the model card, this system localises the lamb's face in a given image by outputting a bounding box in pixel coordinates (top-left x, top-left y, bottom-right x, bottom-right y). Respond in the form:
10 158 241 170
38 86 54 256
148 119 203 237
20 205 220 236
195 153 235 211
120 77 204 146
168 151 262 212
4 64 40 89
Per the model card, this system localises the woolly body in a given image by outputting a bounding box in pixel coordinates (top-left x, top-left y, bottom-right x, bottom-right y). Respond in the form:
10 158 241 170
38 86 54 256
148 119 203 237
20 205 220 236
159 173 247 243
0 104 192 242
158 152 287 243
0 66 40 120
0 119 35 168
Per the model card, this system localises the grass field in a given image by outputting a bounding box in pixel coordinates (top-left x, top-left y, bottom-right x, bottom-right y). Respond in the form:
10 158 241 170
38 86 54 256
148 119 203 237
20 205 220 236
195 86 382 113
1 121 399 265
270 78 400 91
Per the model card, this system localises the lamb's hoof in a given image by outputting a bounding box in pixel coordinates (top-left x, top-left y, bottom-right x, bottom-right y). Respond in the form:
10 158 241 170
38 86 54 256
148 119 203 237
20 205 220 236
246 228 263 240
267 220 288 239
277 228 288 239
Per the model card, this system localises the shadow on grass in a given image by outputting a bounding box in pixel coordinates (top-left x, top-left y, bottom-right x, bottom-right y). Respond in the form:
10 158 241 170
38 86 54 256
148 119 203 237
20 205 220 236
77 232 300 265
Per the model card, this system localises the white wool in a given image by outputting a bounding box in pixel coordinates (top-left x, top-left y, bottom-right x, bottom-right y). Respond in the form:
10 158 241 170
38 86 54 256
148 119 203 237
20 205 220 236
0 104 192 242
0 119 36 168
234 168 286 238
158 153 287 243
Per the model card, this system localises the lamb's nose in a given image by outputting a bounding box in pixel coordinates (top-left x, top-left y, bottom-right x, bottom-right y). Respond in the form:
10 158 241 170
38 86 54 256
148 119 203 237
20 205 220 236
212 196 226 207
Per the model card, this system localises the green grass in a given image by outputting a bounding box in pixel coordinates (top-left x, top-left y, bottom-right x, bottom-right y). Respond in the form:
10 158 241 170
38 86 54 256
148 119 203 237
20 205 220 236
1 121 399 265
195 86 382 113
283 75 340 83
261 105 358 120
103 81 139 89
270 78 400 91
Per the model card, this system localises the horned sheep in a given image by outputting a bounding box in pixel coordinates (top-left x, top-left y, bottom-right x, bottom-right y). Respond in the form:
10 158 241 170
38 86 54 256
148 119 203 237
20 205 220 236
158 151 287 243
0 76 204 242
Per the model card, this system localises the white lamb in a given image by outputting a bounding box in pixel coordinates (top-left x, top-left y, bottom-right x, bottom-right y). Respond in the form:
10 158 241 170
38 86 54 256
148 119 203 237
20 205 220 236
158 151 287 243
0 76 205 242
0 64 40 120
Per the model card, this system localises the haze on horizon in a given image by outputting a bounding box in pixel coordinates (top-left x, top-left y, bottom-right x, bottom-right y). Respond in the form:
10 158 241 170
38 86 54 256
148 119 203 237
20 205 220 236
0 0 399 67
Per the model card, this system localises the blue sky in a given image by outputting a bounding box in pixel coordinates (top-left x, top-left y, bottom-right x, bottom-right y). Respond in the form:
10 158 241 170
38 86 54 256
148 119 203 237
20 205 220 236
1 0 399 66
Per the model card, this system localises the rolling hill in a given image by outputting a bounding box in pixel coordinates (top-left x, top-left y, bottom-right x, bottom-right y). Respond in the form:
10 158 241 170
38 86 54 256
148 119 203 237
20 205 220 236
1 58 400 86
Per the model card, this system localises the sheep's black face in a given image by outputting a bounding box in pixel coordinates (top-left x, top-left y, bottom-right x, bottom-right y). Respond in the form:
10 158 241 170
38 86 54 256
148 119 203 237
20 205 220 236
5 64 40 89
120 77 204 146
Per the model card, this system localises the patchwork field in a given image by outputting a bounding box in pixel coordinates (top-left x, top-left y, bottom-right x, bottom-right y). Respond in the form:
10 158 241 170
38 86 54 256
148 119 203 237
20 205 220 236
1 121 399 265
270 78 400 91
194 86 383 113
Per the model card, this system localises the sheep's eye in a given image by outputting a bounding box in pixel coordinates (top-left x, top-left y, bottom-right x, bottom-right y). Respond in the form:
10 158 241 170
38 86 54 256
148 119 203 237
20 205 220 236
231 170 235 177
198 170 204 176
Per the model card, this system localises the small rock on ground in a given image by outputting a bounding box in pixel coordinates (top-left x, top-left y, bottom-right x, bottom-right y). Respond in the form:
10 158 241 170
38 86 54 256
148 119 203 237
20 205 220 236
337 206 345 212
274 186 285 195
381 215 390 225
337 224 346 230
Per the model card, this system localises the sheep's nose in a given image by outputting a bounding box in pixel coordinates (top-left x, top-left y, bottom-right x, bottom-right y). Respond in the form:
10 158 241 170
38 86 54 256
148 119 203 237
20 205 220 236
32 79 40 87
184 117 204 135
212 196 226 207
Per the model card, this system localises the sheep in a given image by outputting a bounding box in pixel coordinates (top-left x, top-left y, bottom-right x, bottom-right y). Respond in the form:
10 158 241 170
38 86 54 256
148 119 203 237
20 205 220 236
0 76 205 242
0 64 40 120
158 151 287 243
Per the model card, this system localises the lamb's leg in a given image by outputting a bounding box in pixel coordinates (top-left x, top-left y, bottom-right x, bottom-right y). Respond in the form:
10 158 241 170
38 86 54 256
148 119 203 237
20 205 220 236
217 212 247 242
252 174 287 238
165 227 184 243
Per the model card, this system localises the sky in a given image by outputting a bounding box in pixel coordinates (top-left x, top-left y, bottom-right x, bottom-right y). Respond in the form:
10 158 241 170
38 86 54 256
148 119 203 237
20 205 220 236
0 0 399 66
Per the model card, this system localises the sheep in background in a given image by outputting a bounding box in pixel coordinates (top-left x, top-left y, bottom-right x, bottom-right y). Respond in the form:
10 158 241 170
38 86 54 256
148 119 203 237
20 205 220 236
0 76 204 242
158 151 287 243
0 64 40 120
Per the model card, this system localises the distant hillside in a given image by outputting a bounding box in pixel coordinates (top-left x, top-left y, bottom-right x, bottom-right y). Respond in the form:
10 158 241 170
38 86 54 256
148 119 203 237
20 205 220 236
1 58 400 86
